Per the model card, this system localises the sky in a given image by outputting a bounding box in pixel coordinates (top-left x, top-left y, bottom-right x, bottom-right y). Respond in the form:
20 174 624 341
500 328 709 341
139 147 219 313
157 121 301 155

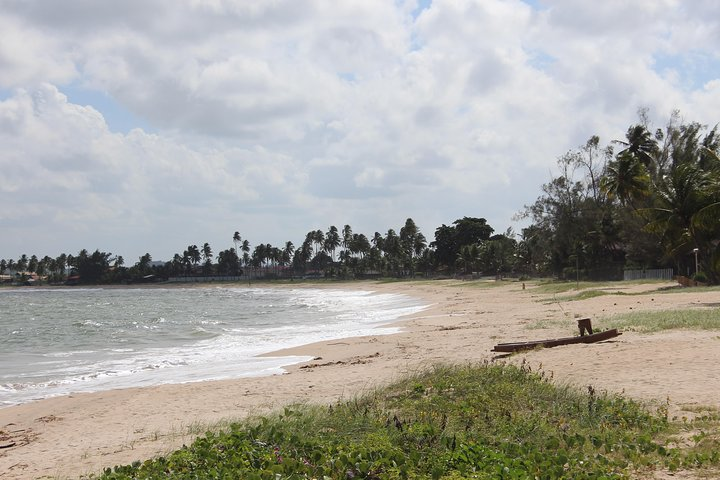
1 0 719 264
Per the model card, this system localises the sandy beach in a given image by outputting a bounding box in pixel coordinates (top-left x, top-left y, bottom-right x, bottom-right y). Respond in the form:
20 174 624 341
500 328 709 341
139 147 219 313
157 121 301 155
1 279 719 479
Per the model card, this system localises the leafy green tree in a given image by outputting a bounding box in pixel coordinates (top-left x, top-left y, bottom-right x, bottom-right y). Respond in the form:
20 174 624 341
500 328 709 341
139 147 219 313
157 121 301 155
481 234 518 275
431 218 494 274
431 224 457 271
217 248 240 275
453 217 494 249
75 249 113 283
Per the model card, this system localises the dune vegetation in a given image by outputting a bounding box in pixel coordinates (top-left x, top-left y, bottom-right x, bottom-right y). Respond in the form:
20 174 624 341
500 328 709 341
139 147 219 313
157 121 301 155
96 363 720 479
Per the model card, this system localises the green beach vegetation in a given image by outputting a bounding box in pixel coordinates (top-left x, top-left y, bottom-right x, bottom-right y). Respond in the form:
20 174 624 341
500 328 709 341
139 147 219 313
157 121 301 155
2 113 719 285
95 363 720 479
604 309 720 333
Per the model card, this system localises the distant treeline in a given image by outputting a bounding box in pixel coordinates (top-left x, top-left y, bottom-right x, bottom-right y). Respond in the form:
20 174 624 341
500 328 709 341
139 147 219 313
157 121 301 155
2 111 718 285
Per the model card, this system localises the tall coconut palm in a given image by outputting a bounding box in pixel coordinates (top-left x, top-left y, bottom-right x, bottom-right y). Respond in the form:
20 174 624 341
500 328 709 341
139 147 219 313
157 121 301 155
644 162 711 265
16 254 28 273
202 243 213 274
613 124 659 173
457 244 481 274
324 226 341 261
28 255 38 274
240 240 251 264
202 243 213 263
342 225 353 254
600 151 650 207
283 241 295 267
233 232 241 254
55 254 67 279
312 230 325 257
186 245 201 270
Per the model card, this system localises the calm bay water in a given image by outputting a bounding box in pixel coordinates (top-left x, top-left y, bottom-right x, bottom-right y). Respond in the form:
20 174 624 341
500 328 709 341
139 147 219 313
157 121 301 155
0 286 426 407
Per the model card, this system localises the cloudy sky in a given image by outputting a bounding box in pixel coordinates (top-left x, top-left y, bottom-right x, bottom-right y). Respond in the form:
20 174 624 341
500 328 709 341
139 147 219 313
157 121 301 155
1 0 719 264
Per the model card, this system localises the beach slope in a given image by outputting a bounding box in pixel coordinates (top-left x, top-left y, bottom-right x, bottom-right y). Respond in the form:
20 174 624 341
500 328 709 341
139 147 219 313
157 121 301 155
1 280 718 479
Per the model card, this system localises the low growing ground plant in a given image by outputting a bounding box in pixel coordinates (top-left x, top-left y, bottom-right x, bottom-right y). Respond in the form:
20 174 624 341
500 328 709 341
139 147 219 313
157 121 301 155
604 309 720 333
94 363 719 479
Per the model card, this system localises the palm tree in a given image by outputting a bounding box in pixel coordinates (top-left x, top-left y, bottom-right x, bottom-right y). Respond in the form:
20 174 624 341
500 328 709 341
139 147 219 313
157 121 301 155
342 225 353 254
233 231 241 253
201 243 213 274
613 124 659 173
202 243 213 263
182 250 191 274
600 151 650 207
372 232 384 254
28 255 38 274
172 253 183 275
645 162 711 269
283 241 295 267
16 254 28 273
324 226 341 261
241 239 250 263
457 244 481 274
312 230 325 257
184 245 201 272
56 254 67 280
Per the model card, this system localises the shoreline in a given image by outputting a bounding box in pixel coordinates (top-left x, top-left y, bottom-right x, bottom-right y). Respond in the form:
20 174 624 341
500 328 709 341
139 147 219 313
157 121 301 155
1 279 719 479
0 283 425 409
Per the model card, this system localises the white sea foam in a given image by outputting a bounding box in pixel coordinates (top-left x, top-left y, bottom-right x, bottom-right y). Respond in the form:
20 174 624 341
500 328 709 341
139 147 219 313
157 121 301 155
0 287 426 407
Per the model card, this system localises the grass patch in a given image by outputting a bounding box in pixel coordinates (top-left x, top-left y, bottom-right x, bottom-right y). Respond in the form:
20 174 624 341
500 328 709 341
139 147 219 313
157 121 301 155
94 363 720 479
526 317 576 330
604 309 720 333
529 279 672 296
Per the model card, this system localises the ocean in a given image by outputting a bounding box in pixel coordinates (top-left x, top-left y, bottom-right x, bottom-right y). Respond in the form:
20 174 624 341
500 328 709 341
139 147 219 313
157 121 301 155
0 286 427 407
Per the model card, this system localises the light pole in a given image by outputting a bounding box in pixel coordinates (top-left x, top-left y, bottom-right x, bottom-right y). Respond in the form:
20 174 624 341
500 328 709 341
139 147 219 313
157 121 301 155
693 248 699 277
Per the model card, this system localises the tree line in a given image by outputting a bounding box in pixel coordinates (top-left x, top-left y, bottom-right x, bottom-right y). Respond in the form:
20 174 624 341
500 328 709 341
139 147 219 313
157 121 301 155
1 111 718 285
0 217 513 284
518 110 718 284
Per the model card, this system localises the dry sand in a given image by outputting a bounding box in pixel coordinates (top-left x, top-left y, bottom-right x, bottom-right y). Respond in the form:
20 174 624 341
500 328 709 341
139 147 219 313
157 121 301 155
1 280 719 479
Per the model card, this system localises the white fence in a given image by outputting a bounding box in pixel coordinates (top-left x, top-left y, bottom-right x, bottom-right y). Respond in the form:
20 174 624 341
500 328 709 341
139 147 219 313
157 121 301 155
623 268 674 281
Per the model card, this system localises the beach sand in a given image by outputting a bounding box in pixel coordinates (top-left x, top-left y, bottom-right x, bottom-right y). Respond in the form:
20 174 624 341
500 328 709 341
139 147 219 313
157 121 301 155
1 280 719 479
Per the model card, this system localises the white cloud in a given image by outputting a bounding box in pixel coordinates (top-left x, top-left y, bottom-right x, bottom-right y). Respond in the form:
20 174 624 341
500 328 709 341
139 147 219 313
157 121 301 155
0 0 718 261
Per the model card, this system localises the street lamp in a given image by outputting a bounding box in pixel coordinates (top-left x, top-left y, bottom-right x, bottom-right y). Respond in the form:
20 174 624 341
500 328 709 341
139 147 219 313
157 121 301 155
693 248 699 277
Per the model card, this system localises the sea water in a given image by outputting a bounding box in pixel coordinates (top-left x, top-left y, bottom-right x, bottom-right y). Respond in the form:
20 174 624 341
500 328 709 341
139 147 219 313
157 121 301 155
0 286 426 407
